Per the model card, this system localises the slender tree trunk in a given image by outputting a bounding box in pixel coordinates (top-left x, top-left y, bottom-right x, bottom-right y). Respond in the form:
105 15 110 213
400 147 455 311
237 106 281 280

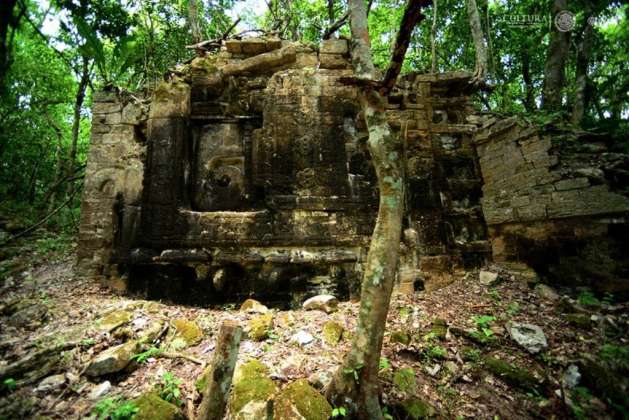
466 0 488 82
542 0 571 112
325 0 430 417
0 0 18 91
188 0 202 45
431 0 437 73
68 55 89 178
521 47 535 111
571 12 593 125
328 0 335 24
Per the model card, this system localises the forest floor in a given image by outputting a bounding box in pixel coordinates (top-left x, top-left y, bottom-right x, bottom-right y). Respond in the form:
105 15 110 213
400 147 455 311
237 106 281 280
0 235 627 419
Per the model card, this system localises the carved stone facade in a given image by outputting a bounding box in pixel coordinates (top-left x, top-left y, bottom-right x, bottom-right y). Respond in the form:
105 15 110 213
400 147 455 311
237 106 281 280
78 38 629 302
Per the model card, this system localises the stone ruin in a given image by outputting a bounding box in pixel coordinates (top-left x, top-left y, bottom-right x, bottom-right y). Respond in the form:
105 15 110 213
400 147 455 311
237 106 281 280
77 38 629 305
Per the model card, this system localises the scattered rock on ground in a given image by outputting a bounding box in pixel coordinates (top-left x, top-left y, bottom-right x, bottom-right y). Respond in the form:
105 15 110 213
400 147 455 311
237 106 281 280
291 330 314 346
240 299 269 314
133 392 184 420
85 340 140 376
561 365 581 390
246 313 273 341
307 371 332 390
322 321 344 345
482 356 544 393
35 374 65 393
535 284 560 302
390 330 411 345
302 295 338 313
97 310 133 332
171 319 203 348
88 381 112 400
229 360 277 419
273 379 332 420
506 322 548 354
479 270 500 286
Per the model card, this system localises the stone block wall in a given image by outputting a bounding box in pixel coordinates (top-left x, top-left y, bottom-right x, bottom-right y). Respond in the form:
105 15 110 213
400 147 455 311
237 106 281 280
473 116 629 291
77 91 148 278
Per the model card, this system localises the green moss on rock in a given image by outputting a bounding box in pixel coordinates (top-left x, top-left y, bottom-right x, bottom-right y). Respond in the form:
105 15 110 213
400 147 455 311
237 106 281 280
273 379 332 420
229 360 277 415
566 313 591 328
482 356 544 393
393 368 417 394
133 392 183 420
98 310 133 332
400 397 435 419
322 321 344 345
246 313 273 341
390 330 411 345
172 319 203 347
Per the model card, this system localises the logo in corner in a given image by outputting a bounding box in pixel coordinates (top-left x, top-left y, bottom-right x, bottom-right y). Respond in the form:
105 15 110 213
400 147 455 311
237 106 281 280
554 10 575 32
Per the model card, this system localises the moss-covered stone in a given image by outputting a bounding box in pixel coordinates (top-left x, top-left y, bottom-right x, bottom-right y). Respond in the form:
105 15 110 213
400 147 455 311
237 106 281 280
400 397 435 419
482 356 544 393
566 313 591 328
322 321 344 345
390 330 411 345
229 360 278 415
246 313 273 341
133 392 184 420
429 318 447 340
171 319 203 347
273 379 332 420
393 368 417 394
85 340 140 377
195 365 211 394
97 310 133 332
240 298 269 314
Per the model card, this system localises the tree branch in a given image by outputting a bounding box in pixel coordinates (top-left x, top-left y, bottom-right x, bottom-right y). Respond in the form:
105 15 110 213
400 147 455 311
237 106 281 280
381 0 431 95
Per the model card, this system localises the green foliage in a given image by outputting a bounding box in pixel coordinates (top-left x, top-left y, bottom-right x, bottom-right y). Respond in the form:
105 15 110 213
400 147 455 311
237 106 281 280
155 372 184 407
342 362 364 383
92 397 138 420
331 406 347 417
132 346 162 364
379 357 391 371
578 291 601 308
3 378 17 391
507 302 520 316
472 315 496 337
600 344 629 370
427 345 447 360
393 368 417 394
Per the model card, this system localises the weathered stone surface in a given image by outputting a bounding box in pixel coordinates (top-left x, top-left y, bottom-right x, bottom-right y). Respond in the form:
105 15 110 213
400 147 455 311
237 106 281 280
229 360 277 419
97 310 133 332
171 319 203 347
302 295 338 313
133 392 184 420
246 313 273 341
273 379 332 420
318 53 349 69
506 322 548 354
240 299 269 314
322 321 344 345
85 340 139 376
320 39 348 55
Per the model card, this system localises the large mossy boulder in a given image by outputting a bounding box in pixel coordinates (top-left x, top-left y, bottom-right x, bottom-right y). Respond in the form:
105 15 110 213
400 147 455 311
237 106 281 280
133 392 184 420
85 340 140 376
273 379 332 420
229 360 278 419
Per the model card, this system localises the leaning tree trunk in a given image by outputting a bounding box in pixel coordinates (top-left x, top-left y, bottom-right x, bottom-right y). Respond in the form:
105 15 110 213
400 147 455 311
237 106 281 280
571 11 593 125
466 0 488 83
325 0 429 418
542 0 571 112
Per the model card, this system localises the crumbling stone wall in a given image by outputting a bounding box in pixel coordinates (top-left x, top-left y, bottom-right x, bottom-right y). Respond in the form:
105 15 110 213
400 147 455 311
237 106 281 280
78 38 489 301
77 91 148 282
474 116 629 292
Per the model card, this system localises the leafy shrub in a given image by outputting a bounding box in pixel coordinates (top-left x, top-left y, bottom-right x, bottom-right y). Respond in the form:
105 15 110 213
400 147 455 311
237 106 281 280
156 372 183 406
92 397 138 420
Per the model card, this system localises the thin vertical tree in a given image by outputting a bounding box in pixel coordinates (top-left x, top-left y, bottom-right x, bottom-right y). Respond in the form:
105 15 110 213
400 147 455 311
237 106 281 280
542 0 571 111
324 0 431 418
